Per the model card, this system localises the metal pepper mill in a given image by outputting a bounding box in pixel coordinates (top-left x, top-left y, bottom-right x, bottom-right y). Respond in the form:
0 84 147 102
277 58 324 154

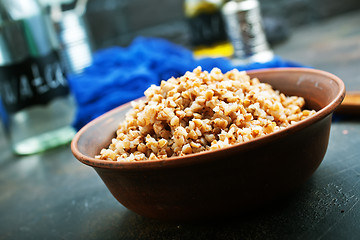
222 0 274 64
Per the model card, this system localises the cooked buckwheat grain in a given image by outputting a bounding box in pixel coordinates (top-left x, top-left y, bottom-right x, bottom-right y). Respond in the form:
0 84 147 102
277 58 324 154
96 67 316 162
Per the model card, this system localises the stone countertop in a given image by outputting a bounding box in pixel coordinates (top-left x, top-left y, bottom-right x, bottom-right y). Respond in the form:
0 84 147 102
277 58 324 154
274 10 360 91
1 10 360 240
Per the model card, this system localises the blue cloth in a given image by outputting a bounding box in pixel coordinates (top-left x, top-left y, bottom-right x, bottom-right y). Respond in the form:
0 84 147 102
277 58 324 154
68 36 304 130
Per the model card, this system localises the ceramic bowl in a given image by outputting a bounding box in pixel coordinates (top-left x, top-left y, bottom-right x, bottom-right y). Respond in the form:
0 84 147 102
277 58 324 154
71 68 345 221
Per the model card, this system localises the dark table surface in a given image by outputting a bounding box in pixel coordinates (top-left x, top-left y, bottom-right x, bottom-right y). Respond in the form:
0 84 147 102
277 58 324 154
1 11 360 240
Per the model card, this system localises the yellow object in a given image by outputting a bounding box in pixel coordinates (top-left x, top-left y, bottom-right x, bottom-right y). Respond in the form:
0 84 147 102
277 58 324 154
193 41 234 58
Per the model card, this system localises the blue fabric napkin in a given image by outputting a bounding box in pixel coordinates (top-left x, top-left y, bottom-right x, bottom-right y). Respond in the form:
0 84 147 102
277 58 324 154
68 36 304 130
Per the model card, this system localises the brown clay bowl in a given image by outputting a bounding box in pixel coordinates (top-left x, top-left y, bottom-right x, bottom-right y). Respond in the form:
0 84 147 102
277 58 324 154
71 68 345 221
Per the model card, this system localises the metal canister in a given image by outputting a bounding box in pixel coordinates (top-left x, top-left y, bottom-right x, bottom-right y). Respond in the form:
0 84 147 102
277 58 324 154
0 0 75 155
50 0 93 74
222 0 274 64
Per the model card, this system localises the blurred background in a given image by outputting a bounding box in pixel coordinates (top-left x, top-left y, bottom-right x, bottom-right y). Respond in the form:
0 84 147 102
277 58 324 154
82 0 360 50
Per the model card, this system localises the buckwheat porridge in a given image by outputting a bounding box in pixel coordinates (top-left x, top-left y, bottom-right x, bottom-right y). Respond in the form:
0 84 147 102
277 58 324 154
96 67 316 162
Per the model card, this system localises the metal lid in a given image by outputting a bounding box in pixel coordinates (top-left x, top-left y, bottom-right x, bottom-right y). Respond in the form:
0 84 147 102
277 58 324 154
0 0 57 65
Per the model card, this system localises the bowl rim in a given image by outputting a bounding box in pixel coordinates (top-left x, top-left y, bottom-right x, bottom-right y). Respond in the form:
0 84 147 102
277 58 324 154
71 67 345 170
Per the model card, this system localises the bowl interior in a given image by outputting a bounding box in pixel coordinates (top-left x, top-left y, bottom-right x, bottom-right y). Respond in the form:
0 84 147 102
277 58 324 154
248 68 342 111
72 68 345 167
75 103 129 160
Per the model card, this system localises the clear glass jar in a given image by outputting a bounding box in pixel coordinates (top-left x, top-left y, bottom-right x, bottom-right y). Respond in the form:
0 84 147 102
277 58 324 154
0 0 75 155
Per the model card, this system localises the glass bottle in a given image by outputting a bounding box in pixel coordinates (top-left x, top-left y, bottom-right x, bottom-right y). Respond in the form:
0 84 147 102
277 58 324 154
184 0 234 58
0 0 75 155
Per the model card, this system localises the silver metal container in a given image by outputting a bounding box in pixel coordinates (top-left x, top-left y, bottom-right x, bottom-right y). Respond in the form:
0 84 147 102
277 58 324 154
0 0 75 155
50 0 93 74
222 0 274 64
